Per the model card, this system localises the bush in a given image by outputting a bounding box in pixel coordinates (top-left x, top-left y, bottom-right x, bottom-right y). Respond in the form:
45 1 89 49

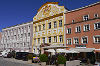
40 54 48 62
57 55 67 64
28 53 33 60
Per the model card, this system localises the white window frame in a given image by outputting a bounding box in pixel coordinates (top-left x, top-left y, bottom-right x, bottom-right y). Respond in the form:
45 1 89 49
72 20 75 23
38 25 41 31
94 22 100 30
81 36 88 44
54 21 57 28
94 14 98 18
35 26 37 32
48 22 51 29
42 37 45 43
54 36 57 42
43 24 45 30
48 37 51 43
67 38 72 45
59 35 63 42
75 26 81 33
83 24 90 31
67 28 71 34
73 37 79 44
59 20 62 27
93 35 100 43
83 15 89 21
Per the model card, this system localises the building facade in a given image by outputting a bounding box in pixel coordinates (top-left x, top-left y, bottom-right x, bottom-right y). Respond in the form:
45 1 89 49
0 32 3 51
1 21 33 52
65 2 100 59
32 2 67 54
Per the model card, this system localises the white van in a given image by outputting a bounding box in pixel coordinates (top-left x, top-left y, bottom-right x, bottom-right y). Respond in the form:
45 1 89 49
1 49 11 57
1 51 8 57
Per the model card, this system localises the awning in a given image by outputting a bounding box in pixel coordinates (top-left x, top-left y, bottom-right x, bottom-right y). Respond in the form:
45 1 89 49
45 49 79 53
95 49 100 51
45 49 55 52
57 49 79 53
69 48 95 52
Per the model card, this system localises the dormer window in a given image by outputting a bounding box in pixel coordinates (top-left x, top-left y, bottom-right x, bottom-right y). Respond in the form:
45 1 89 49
94 14 98 18
83 15 89 21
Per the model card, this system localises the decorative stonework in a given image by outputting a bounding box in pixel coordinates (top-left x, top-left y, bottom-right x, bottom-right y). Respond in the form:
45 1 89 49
33 3 64 21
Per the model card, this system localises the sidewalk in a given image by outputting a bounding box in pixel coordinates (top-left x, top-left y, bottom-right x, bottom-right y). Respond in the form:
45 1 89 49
3 58 39 66
3 58 100 66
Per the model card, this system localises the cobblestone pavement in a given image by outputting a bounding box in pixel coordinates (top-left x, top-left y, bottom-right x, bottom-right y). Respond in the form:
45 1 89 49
0 57 39 66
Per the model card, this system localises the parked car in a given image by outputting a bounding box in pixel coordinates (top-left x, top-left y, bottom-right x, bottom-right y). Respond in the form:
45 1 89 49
1 50 11 58
7 52 13 58
15 52 28 61
2 52 8 58
0 52 2 57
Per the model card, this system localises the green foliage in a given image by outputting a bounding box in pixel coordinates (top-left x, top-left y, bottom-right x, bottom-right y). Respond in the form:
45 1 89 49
39 54 48 62
57 55 67 64
28 54 33 60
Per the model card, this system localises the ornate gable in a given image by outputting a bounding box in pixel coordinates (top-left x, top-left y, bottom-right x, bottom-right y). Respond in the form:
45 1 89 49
33 2 65 21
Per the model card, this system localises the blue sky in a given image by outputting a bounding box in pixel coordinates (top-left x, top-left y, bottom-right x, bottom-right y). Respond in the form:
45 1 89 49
0 0 100 31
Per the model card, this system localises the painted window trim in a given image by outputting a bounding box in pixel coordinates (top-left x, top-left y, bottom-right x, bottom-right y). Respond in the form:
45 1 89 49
81 36 88 44
83 14 89 21
93 35 100 43
83 24 90 31
73 37 79 44
94 22 100 30
67 28 71 34
75 26 81 33
67 38 72 45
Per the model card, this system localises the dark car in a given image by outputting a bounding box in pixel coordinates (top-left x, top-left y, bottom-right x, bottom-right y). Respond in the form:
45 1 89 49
15 52 28 61
7 52 13 58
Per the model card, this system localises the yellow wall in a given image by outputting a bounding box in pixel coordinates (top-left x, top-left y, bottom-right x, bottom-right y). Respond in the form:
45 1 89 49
32 2 65 53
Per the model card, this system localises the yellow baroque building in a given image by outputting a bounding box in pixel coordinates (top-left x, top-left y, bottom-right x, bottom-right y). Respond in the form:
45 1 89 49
32 2 67 54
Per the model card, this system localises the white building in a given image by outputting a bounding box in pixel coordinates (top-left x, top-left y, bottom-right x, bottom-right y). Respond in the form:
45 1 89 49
1 21 33 52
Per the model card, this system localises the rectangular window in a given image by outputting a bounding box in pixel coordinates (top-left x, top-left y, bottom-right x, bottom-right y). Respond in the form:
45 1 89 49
81 36 88 44
48 22 51 29
59 35 63 42
94 22 100 30
48 37 51 43
21 34 23 38
83 15 89 21
76 26 81 32
73 38 79 44
67 28 71 34
38 38 40 44
67 38 72 45
72 20 75 23
42 37 45 43
38 25 41 31
54 21 57 28
28 33 30 36
54 36 57 42
94 14 98 18
59 20 62 27
93 35 100 43
84 24 90 31
43 24 45 30
35 26 37 32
